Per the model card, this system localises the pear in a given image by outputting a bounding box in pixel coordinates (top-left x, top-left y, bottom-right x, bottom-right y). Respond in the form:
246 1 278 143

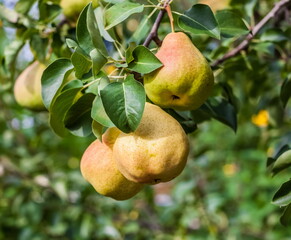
13 61 46 111
80 131 143 201
144 32 214 111
60 0 99 21
113 102 189 184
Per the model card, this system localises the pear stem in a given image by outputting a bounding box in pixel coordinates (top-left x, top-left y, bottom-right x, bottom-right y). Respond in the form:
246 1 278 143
211 0 290 68
165 5 175 33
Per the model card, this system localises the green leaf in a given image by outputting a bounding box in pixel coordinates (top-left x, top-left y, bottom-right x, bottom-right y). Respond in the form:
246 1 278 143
38 2 61 23
91 96 115 128
272 150 291 176
280 204 291 227
15 0 36 15
71 48 92 79
127 46 163 74
251 42 275 56
66 38 79 49
125 43 136 64
76 4 95 54
267 145 291 168
216 10 249 37
195 97 237 132
261 29 288 42
91 75 114 127
100 75 146 133
105 1 144 30
41 59 74 109
49 87 83 137
64 93 95 137
76 4 108 56
280 77 291 108
94 7 115 42
272 180 291 207
90 49 107 78
86 4 108 56
178 4 220 39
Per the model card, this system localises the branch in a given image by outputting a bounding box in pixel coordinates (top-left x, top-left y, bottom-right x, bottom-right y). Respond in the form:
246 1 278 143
143 0 172 47
211 0 291 68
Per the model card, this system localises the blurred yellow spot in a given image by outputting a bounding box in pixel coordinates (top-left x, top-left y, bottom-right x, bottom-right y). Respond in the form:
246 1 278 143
127 19 139 32
104 65 117 75
129 210 139 220
251 110 269 127
223 164 237 177
267 147 274 156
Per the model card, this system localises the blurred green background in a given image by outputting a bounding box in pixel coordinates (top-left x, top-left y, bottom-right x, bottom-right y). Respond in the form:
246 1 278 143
1 0 291 239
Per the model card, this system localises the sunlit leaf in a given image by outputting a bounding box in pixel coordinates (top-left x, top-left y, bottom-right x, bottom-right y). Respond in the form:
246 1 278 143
272 180 291 207
272 150 291 176
77 3 108 56
127 46 163 74
178 4 220 39
105 1 144 30
41 59 74 109
216 10 249 37
100 75 145 133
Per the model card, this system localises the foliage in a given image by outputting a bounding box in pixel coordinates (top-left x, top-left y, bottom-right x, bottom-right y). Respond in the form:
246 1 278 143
0 0 291 238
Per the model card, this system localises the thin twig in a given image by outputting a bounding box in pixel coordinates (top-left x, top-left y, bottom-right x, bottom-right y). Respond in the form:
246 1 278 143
211 0 291 68
143 0 172 47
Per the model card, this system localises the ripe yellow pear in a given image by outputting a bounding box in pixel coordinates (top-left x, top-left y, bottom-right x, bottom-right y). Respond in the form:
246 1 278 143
144 32 214 111
80 132 143 200
113 102 189 184
60 0 99 21
13 61 46 111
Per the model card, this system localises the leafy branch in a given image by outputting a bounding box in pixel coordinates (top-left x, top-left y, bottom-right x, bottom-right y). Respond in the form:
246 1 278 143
141 0 290 68
211 0 291 67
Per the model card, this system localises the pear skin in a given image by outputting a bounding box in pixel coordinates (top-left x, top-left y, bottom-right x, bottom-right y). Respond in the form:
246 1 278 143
13 61 46 111
80 138 143 201
113 102 189 184
144 32 214 111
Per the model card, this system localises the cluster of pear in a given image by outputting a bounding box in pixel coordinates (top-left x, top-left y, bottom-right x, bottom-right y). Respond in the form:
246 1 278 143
81 102 190 200
81 32 214 200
